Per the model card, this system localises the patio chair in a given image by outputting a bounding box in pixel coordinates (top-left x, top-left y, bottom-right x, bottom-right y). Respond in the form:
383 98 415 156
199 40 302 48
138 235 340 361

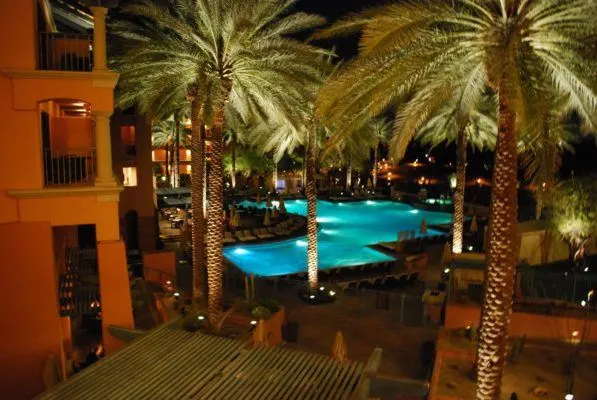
242 230 257 241
235 230 249 242
256 228 274 240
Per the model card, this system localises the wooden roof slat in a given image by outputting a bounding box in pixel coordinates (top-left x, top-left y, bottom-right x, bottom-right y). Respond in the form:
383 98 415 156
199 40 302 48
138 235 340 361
246 347 299 400
277 352 325 400
36 321 365 400
290 352 333 399
36 322 177 399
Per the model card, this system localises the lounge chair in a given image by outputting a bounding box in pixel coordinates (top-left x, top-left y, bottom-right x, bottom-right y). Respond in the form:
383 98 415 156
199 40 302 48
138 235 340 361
256 228 274 239
242 230 257 241
235 230 249 242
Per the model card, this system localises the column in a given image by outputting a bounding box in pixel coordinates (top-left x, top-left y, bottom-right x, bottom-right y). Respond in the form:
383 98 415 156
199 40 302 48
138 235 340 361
97 240 134 354
94 111 116 186
90 6 108 71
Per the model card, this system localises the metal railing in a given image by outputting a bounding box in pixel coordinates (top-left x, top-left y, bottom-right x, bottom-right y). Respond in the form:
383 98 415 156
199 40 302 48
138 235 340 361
43 147 96 186
38 32 93 71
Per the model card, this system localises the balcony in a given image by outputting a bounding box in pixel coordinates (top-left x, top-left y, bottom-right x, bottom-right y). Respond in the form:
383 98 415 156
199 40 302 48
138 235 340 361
43 147 96 186
38 32 93 72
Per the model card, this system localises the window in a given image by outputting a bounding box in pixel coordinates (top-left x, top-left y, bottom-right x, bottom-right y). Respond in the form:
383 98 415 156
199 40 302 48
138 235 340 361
152 150 156 161
122 167 137 187
186 165 192 174
121 125 136 156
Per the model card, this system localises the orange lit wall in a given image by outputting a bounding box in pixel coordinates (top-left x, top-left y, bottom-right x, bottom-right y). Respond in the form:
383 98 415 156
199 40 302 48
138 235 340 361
445 303 597 342
50 116 94 151
97 240 134 354
0 222 65 399
143 250 176 284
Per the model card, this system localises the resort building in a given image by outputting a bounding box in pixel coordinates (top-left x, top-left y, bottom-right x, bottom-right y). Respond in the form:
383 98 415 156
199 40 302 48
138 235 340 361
111 107 158 251
0 0 134 397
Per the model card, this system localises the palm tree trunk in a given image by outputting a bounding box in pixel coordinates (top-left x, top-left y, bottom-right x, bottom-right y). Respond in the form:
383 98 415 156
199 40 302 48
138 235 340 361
345 156 352 192
165 144 170 182
306 128 318 289
475 87 518 400
231 142 236 190
272 162 278 192
452 127 467 254
173 115 181 188
372 141 379 188
190 98 206 306
206 107 226 327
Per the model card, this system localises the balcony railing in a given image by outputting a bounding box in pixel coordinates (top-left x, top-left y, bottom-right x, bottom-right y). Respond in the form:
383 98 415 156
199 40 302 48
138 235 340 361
43 148 96 186
38 32 93 72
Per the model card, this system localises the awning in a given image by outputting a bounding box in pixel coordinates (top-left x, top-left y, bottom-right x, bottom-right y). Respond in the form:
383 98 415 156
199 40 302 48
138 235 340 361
36 319 367 400
156 187 191 197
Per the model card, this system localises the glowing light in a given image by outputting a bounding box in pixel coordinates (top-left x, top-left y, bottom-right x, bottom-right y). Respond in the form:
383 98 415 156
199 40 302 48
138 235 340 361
166 280 171 285
581 300 587 307
234 248 248 255
320 286 325 291
444 268 450 274
198 315 205 320
468 246 474 251
589 290 594 300
572 330 579 337
366 200 376 205
409 209 419 214
296 240 307 247
309 295 315 299
329 290 336 296
250 320 257 325
565 394 574 400
476 178 482 185
584 267 589 272
174 292 180 297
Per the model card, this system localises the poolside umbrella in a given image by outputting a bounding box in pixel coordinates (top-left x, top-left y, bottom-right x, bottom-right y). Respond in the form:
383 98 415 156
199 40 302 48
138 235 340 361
253 319 268 347
256 192 262 204
263 208 272 226
442 241 452 265
470 215 478 233
272 205 279 219
231 210 241 229
331 331 348 363
279 196 287 214
420 219 428 235
266 195 272 208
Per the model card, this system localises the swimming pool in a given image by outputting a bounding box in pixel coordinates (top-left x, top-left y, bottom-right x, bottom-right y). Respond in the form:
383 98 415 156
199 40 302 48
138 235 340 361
224 200 452 276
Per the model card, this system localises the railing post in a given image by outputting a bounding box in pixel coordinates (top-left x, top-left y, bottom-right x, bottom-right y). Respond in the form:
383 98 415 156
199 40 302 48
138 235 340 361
90 6 108 71
94 111 116 187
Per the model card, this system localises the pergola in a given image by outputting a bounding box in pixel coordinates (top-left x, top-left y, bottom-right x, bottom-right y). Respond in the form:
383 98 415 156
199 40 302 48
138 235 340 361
36 319 379 400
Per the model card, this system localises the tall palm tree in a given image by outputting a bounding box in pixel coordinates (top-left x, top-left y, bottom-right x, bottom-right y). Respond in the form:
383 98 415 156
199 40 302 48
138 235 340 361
114 0 327 326
370 118 392 188
315 2 597 398
252 108 327 289
414 93 497 254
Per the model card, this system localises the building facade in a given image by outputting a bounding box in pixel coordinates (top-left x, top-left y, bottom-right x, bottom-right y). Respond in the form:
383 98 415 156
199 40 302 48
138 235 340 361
111 107 158 251
0 1 133 397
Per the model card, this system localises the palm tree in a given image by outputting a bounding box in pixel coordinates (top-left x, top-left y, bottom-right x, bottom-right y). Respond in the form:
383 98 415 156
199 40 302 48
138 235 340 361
252 108 327 290
370 118 392 189
114 0 327 326
414 93 497 254
519 97 576 220
315 2 597 398
223 109 250 190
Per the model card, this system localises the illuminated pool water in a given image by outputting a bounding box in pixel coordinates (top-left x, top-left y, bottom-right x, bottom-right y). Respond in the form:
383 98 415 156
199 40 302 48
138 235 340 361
224 200 452 277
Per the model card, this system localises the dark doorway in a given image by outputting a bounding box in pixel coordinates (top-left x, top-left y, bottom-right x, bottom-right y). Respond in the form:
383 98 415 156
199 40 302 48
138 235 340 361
41 111 50 149
77 224 96 249
124 210 139 250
